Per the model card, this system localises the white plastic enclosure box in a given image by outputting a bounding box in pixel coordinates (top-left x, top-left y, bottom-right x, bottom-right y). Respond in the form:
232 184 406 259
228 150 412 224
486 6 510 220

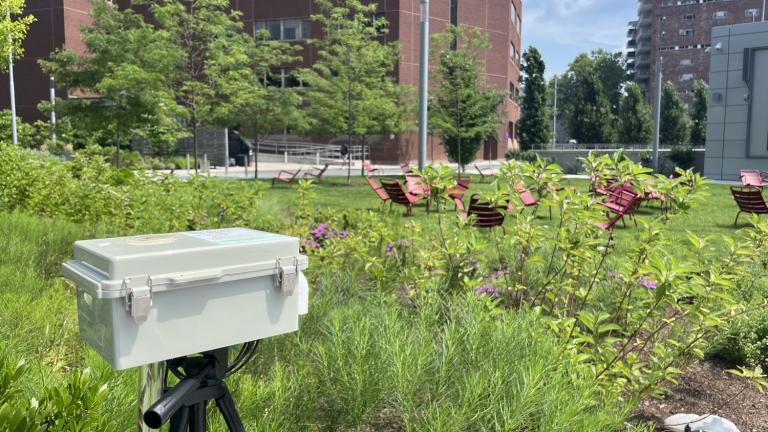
62 228 309 370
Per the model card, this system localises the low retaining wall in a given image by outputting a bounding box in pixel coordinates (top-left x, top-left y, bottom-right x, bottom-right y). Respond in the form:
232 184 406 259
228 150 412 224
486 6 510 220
532 149 705 174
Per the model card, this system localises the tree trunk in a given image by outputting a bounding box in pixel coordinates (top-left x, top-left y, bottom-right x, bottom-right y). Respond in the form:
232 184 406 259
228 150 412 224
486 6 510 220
254 137 260 180
360 135 367 177
114 123 121 168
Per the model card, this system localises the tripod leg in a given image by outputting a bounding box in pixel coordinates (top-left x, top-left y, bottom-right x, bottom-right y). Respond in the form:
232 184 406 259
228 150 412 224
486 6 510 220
215 383 246 432
188 402 206 432
169 405 189 432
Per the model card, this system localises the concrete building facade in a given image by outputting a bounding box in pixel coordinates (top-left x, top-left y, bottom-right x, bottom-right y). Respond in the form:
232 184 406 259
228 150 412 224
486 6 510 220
0 0 522 164
628 0 763 106
704 20 768 180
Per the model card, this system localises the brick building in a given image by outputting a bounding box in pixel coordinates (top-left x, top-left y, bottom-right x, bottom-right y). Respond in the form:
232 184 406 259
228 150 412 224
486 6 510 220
0 0 92 122
628 0 763 106
0 0 522 163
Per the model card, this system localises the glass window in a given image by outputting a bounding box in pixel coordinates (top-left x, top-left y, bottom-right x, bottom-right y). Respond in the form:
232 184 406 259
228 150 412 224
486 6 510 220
683 14 695 21
255 20 281 40
679 73 694 81
679 28 694 36
266 69 283 88
680 59 693 66
713 11 728 19
282 19 302 40
746 8 760 18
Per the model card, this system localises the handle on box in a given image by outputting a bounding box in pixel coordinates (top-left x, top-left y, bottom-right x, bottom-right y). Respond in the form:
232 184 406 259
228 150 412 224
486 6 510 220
62 261 103 293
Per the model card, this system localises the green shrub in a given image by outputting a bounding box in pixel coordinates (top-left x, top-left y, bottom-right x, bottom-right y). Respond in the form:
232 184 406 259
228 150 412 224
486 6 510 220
669 145 695 170
504 149 539 163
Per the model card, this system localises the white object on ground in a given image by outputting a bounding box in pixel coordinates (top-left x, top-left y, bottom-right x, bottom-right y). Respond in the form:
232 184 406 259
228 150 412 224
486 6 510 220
663 413 739 432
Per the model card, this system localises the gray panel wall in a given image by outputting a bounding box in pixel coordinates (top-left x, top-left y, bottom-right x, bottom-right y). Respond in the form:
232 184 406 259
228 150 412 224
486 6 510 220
704 21 768 180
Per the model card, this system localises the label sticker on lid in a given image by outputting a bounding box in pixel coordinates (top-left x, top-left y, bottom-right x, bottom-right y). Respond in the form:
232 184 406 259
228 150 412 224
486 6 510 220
182 228 284 245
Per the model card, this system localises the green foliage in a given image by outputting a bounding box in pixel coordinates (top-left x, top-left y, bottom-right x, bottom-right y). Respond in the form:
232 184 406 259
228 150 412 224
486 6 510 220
618 83 653 145
299 0 411 181
690 80 708 146
518 46 551 150
660 81 690 147
560 53 616 144
40 0 185 165
504 149 540 163
557 50 628 143
0 110 35 147
0 0 35 73
429 25 504 172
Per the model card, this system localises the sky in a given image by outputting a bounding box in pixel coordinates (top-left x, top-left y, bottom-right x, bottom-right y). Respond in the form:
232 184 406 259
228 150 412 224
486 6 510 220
522 0 638 79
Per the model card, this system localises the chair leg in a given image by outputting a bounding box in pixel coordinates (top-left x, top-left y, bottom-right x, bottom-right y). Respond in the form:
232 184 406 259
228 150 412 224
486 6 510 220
734 211 741 226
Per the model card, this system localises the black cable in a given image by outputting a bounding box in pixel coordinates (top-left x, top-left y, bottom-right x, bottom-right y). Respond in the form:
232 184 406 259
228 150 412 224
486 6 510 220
226 340 259 377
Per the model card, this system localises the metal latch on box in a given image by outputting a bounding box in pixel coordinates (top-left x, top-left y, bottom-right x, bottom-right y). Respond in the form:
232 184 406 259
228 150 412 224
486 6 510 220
123 276 152 323
275 257 298 296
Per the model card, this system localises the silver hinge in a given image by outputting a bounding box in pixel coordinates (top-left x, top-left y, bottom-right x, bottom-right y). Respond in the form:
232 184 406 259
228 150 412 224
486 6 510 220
123 277 152 323
275 257 298 296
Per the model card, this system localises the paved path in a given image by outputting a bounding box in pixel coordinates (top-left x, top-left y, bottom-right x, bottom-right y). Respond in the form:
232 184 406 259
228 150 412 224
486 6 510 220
167 160 508 180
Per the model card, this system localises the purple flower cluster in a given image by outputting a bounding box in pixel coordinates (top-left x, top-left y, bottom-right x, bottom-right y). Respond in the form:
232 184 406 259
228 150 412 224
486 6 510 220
490 267 510 280
303 223 349 251
637 277 657 290
474 285 501 298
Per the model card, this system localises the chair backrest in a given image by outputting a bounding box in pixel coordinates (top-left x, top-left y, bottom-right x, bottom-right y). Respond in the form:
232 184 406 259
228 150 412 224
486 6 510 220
740 170 763 187
514 182 538 206
366 177 389 201
380 179 411 205
605 183 640 211
454 197 466 213
364 162 375 173
731 186 768 214
467 194 505 228
318 164 329 174
399 161 412 174
456 177 471 191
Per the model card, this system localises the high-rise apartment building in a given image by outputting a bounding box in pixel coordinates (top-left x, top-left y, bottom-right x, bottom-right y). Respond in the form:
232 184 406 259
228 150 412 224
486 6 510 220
0 0 523 163
628 0 763 106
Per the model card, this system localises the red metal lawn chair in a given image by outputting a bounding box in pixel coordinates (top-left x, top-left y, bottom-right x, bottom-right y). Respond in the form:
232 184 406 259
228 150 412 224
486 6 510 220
303 164 329 182
514 181 539 207
595 184 642 230
366 176 390 205
740 170 768 189
380 178 424 215
456 194 506 231
448 177 472 207
474 164 493 182
364 162 381 176
271 168 302 187
730 186 768 225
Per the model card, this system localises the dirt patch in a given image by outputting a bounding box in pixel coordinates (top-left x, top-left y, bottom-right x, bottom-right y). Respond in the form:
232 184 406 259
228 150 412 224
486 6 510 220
632 359 768 431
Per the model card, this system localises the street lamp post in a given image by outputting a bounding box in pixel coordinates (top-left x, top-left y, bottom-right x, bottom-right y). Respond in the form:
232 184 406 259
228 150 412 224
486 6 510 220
417 0 429 171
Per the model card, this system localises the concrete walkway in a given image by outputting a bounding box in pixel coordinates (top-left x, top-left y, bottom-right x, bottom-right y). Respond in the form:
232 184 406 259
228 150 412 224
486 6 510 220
168 160 507 180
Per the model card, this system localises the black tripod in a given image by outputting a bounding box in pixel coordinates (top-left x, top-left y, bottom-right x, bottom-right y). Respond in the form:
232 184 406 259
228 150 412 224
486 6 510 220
143 345 256 432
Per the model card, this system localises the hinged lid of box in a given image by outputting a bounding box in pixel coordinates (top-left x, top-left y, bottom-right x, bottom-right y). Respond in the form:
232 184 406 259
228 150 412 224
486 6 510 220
62 228 308 301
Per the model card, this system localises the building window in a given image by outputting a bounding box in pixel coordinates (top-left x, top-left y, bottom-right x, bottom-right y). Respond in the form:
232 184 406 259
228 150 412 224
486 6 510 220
683 13 695 21
659 16 667 22
509 42 516 60
255 19 310 41
511 2 517 28
679 28 694 36
660 31 667 38
713 11 728 19
680 58 693 66
746 8 760 18
679 73 694 81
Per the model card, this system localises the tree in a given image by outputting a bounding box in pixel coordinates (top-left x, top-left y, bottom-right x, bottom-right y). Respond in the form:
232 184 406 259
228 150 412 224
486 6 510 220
590 49 629 114
299 0 411 183
558 53 616 144
518 46 550 150
429 25 504 173
0 0 35 73
690 80 708 146
150 0 244 173
660 81 690 147
208 28 304 178
617 82 653 145
40 0 183 166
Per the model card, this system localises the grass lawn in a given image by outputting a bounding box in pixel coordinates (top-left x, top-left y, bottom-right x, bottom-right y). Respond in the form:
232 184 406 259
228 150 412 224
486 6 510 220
263 174 744 246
